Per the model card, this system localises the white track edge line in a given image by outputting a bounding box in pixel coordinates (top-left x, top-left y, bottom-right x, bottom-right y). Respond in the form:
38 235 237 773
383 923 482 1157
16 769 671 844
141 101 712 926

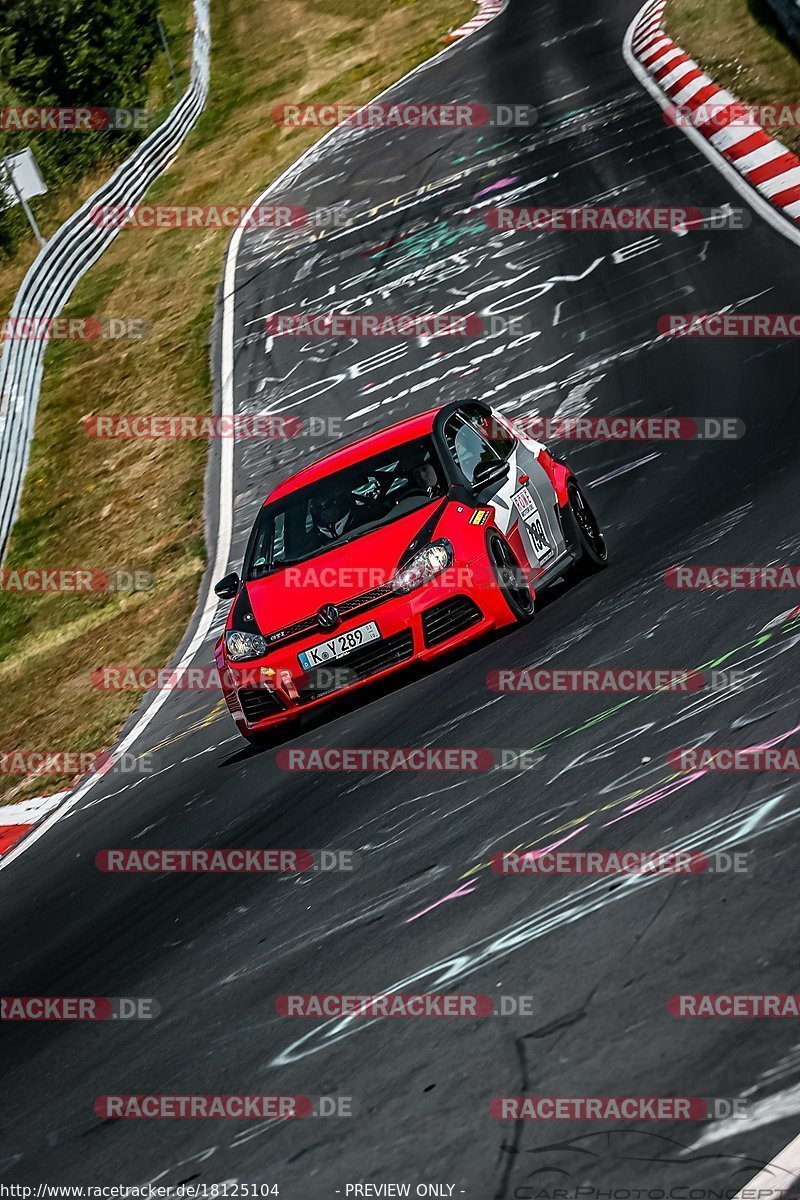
732 1130 800 1199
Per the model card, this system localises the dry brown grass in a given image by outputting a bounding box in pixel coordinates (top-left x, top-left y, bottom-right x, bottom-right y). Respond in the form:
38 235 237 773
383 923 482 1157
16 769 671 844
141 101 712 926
0 0 472 803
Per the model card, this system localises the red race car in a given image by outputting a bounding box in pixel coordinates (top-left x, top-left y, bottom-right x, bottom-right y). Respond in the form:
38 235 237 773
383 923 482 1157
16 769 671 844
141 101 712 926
214 400 607 743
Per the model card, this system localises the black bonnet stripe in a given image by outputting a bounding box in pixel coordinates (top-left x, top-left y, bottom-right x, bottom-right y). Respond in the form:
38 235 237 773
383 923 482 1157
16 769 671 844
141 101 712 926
397 499 449 568
230 584 262 635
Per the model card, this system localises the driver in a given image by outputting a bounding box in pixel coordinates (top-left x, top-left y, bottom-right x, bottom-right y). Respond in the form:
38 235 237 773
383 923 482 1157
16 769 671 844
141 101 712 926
310 490 357 542
411 461 439 496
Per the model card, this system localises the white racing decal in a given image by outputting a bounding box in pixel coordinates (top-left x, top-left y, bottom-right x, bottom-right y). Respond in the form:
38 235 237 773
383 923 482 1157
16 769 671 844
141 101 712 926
512 486 554 563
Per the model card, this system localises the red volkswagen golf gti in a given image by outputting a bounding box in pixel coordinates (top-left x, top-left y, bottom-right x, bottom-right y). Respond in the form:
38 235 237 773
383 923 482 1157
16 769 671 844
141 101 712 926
214 400 607 743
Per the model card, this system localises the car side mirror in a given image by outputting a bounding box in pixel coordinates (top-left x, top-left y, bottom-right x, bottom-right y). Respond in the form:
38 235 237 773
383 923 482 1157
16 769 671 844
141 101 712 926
214 572 240 599
473 459 510 491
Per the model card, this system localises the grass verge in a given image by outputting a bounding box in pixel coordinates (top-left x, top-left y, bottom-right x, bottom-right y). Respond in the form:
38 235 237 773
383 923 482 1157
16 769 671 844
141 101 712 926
0 0 472 804
664 0 800 156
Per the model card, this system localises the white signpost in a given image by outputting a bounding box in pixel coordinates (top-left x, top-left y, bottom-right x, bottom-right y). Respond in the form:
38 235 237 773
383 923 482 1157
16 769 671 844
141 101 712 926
0 148 48 247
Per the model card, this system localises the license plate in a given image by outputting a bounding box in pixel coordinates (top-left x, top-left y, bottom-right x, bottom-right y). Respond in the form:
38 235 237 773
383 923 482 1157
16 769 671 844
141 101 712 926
298 621 381 669
512 486 554 564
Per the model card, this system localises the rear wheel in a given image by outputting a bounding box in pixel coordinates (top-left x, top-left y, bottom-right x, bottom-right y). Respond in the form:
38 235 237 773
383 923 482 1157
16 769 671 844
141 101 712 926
567 479 607 573
487 530 534 623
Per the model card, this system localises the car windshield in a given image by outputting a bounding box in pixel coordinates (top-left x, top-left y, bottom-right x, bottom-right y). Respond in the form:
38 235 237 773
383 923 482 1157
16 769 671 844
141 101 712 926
245 435 447 579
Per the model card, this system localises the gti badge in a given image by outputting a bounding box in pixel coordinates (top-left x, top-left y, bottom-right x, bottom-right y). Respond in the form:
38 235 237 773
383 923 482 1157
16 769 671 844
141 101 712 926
316 604 340 630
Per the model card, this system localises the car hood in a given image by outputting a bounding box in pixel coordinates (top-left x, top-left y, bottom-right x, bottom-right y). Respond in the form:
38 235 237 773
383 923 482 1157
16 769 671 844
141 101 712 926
245 499 445 632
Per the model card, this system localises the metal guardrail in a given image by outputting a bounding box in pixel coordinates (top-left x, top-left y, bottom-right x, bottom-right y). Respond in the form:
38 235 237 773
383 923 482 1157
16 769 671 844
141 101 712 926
0 0 211 562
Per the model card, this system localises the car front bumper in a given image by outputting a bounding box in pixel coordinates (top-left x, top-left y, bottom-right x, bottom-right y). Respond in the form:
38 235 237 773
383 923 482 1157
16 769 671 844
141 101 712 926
217 563 514 733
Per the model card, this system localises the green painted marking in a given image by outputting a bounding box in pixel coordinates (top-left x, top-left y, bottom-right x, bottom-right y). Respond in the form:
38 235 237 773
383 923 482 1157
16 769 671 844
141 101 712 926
517 618 800 757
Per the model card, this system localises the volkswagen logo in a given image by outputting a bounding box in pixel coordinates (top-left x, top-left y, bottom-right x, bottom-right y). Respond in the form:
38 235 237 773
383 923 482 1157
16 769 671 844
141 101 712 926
316 604 340 630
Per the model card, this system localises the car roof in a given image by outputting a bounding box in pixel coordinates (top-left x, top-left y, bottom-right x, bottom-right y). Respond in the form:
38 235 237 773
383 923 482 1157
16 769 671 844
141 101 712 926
265 406 442 503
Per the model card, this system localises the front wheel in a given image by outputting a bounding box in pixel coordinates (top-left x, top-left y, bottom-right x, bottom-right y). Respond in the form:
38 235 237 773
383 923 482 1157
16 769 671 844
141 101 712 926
567 479 607 574
487 530 535 623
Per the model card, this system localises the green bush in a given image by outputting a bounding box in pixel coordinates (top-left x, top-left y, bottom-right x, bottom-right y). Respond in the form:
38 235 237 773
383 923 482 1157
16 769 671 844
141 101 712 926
0 0 163 256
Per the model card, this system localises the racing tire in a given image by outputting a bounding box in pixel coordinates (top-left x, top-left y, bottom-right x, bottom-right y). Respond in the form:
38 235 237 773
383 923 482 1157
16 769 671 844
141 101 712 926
487 529 535 623
567 479 607 574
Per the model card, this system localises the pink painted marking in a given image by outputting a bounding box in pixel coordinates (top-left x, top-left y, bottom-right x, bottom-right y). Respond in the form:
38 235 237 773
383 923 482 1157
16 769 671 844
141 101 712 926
604 720 800 826
405 879 477 923
404 825 589 922
516 825 590 862
474 177 519 199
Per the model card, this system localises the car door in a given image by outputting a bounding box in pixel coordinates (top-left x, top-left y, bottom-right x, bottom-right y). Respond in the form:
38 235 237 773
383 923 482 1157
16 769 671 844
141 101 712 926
442 403 567 570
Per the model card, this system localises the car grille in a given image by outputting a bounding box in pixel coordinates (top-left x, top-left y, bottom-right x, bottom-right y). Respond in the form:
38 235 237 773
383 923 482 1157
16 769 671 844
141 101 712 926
297 629 414 702
421 596 483 648
238 687 285 723
264 584 396 650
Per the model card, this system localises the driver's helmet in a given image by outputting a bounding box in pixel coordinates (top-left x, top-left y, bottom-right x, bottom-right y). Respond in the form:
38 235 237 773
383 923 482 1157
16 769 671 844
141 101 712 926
412 460 439 493
310 489 355 540
394 445 437 495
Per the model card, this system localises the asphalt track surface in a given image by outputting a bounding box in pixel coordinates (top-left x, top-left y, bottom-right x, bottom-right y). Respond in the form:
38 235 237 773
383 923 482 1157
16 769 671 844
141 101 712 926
3 0 800 1192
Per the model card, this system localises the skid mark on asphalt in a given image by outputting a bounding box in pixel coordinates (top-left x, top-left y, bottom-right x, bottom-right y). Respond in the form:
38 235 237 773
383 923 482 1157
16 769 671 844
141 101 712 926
295 532 795 875
455 611 800 882
257 556 796 877
210 867 451 988
322 600 796 930
587 451 661 486
269 787 800 1065
237 101 754 456
405 826 590 923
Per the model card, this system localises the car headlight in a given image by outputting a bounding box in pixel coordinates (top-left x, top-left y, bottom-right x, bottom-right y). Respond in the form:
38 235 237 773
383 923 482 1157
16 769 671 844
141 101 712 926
393 539 453 594
225 629 269 661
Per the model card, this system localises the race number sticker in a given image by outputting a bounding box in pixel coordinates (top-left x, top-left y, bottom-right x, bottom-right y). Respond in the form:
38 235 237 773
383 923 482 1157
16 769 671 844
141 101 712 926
512 487 554 564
